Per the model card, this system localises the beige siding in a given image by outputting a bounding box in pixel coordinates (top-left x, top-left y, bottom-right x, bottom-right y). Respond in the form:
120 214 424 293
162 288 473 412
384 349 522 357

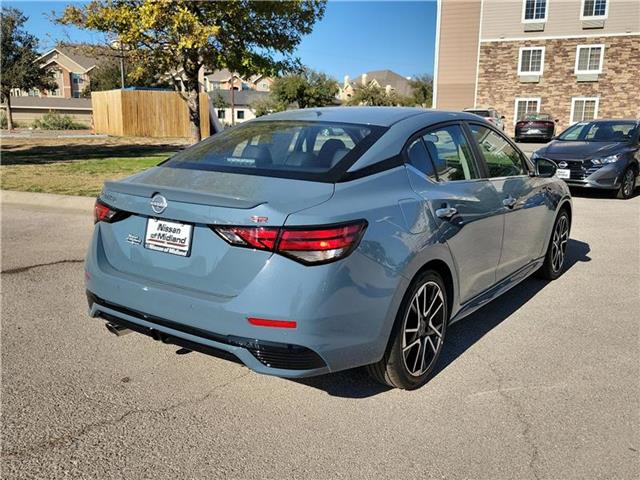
435 0 482 110
481 0 640 40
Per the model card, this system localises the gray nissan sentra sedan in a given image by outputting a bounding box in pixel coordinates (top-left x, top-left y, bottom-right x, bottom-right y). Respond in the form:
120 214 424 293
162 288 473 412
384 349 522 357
86 107 572 390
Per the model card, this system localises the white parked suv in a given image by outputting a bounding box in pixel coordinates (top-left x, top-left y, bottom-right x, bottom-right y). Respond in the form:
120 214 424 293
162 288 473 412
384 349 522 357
464 107 506 131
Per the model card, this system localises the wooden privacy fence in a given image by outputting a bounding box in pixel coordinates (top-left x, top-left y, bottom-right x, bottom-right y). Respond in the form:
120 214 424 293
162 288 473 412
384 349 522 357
91 89 210 138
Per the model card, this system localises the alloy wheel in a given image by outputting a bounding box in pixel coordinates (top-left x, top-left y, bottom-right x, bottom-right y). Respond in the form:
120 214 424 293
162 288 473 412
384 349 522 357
401 281 446 377
551 215 569 273
623 169 635 198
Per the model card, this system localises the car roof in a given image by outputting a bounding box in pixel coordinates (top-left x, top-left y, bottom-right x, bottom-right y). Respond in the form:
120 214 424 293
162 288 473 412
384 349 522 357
585 118 639 123
253 107 483 127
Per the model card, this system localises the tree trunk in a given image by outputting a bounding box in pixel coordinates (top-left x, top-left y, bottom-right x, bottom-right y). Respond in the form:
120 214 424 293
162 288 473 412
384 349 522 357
184 65 202 143
193 92 201 142
6 94 14 131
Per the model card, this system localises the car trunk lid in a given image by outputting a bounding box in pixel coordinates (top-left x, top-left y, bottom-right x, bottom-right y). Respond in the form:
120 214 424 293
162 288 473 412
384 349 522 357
97 167 334 297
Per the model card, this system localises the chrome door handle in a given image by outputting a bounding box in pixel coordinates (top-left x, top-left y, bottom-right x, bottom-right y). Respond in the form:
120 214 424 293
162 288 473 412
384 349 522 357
503 196 517 208
435 206 458 219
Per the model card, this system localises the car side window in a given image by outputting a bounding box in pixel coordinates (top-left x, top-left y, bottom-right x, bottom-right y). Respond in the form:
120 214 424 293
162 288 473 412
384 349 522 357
469 124 526 177
422 125 479 182
406 138 437 180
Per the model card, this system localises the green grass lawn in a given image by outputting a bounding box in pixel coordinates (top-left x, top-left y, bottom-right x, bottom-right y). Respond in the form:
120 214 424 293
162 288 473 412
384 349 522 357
0 154 171 197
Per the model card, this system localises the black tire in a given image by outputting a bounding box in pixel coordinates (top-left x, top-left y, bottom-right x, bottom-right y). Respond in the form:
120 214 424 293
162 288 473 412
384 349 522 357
617 166 637 199
537 209 570 280
367 270 448 390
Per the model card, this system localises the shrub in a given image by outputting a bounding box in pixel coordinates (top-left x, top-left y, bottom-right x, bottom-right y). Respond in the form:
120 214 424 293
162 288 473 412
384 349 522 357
33 111 87 130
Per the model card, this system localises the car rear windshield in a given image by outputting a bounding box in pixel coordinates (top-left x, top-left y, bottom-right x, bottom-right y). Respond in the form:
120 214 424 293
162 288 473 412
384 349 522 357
558 121 638 142
466 110 491 117
162 120 387 182
522 113 553 121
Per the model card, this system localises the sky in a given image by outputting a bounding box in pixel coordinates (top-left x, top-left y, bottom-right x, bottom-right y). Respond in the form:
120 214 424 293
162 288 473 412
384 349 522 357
3 0 437 80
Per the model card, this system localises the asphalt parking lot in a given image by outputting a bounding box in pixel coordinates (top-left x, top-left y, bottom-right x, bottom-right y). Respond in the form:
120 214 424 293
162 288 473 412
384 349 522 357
2 189 638 479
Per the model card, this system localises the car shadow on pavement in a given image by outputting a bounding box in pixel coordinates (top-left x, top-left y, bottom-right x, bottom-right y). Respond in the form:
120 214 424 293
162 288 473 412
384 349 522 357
292 238 591 399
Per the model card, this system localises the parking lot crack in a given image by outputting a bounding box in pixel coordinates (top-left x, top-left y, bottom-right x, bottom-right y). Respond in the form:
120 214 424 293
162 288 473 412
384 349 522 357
471 352 542 480
2 371 250 459
1 259 84 275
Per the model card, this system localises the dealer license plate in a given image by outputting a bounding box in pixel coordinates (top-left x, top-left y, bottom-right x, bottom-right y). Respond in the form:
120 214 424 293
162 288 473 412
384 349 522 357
556 169 571 179
144 218 193 257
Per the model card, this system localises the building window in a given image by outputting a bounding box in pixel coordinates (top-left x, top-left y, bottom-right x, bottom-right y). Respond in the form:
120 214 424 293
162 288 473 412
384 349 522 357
581 0 607 19
217 109 225 119
575 44 605 74
518 47 545 75
514 97 541 123
570 97 599 123
522 0 547 22
237 110 245 120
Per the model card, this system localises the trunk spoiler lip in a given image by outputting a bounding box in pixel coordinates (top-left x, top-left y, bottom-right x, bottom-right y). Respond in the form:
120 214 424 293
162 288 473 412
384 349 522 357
102 180 264 210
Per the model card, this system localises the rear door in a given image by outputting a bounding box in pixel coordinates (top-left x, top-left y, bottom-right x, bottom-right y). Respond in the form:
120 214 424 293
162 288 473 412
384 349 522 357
405 122 504 303
466 122 553 280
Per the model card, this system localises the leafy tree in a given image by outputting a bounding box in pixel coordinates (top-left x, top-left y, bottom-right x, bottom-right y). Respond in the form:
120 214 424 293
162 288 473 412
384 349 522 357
270 69 338 109
251 95 286 117
347 82 412 107
59 1 326 141
409 74 433 107
1 7 55 130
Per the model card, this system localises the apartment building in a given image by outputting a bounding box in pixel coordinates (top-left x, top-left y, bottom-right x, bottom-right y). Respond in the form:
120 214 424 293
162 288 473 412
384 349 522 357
433 0 640 133
11 47 97 99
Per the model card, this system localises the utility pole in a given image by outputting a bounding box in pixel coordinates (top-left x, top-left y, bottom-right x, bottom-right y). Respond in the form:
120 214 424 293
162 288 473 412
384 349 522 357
119 42 126 89
230 74 235 126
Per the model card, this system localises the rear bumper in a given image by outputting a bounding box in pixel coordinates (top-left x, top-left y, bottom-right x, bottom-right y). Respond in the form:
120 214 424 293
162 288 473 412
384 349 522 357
87 291 328 375
84 227 407 378
515 128 554 140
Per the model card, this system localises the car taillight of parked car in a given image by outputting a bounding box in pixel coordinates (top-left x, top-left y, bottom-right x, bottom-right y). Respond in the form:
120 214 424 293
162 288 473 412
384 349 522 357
212 221 367 265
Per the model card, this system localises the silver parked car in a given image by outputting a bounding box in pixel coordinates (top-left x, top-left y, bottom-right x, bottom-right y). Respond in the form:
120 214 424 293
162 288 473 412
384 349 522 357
86 107 572 390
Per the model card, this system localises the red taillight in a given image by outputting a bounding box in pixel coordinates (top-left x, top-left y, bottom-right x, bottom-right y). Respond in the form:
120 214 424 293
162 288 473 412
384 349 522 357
94 199 129 224
94 200 115 223
212 220 367 265
248 317 297 329
215 226 279 249
516 121 525 128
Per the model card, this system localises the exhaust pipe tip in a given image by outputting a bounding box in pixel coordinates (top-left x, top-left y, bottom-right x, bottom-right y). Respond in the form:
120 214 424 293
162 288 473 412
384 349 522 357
105 322 132 336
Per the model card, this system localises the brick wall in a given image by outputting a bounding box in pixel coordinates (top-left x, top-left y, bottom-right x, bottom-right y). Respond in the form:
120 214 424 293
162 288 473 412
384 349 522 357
477 35 640 134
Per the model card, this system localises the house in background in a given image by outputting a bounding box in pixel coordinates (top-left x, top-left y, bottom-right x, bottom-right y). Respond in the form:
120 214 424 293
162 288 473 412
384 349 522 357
203 70 274 92
432 0 640 133
338 70 413 101
209 89 270 125
11 46 98 98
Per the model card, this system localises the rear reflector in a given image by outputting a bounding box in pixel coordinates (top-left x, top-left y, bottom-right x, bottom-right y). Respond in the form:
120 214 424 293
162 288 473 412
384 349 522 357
248 317 297 329
212 220 367 265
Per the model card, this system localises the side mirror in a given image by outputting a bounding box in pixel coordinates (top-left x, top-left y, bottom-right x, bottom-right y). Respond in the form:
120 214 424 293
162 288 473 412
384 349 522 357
534 157 557 178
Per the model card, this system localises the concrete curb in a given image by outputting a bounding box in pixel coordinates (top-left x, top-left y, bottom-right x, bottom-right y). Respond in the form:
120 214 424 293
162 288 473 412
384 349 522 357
0 190 95 212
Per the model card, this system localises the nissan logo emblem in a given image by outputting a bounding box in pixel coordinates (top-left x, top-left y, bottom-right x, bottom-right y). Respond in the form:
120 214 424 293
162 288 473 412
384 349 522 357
150 194 168 214
558 161 568 168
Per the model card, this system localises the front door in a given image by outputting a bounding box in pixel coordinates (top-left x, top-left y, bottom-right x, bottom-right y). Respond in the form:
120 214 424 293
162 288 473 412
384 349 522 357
467 122 553 280
405 122 504 303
